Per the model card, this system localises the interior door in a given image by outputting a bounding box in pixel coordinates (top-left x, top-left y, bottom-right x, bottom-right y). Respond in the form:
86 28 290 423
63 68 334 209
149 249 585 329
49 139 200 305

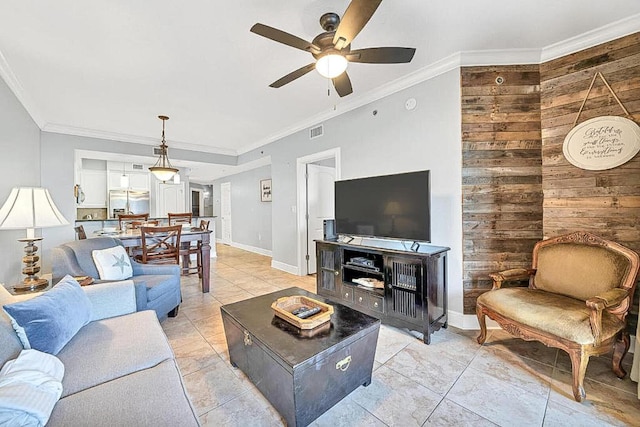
220 182 232 245
307 164 335 274
158 183 185 217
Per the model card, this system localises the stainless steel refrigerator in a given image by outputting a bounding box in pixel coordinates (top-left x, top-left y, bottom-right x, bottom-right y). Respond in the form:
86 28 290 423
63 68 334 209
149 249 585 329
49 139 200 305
109 190 150 218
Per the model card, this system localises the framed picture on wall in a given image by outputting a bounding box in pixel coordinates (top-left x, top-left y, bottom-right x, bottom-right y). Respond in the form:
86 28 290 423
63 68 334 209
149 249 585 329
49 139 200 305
260 179 272 202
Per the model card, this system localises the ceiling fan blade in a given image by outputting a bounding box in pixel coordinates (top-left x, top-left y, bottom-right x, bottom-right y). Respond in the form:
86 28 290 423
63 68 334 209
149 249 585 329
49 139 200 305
332 72 353 97
269 63 317 88
333 0 382 50
250 23 318 52
346 47 416 64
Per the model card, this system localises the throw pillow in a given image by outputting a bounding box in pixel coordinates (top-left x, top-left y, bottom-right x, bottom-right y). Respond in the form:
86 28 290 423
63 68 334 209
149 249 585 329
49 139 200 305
0 349 64 426
2 276 93 355
92 245 133 280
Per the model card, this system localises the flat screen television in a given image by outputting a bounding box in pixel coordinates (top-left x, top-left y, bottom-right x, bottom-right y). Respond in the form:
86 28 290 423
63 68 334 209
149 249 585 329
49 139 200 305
335 170 430 242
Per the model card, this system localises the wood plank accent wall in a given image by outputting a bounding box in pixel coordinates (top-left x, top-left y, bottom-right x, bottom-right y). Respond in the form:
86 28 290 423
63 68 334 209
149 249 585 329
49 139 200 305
540 33 640 330
461 66 543 314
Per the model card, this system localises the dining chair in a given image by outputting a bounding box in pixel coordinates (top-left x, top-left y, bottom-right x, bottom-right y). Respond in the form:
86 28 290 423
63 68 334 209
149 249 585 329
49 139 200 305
168 212 193 226
130 219 159 229
74 225 87 240
179 219 210 277
134 225 182 265
118 213 150 230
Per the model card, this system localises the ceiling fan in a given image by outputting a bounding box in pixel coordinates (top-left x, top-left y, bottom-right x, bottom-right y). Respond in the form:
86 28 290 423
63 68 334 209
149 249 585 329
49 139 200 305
250 0 416 97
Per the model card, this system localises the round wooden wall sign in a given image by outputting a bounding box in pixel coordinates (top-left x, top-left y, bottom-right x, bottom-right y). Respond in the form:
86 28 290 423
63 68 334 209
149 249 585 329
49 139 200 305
563 116 640 170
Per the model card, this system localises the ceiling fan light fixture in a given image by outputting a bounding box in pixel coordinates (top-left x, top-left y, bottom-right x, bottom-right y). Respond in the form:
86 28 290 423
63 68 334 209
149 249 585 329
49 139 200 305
149 115 179 183
316 53 348 79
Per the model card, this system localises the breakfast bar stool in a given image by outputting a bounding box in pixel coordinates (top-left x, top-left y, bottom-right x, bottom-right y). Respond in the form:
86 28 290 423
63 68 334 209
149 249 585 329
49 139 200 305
180 219 209 277
74 225 87 240
118 213 150 230
168 212 193 226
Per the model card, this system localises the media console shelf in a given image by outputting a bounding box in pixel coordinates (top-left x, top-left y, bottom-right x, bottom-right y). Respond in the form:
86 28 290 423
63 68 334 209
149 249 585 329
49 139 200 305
316 239 450 344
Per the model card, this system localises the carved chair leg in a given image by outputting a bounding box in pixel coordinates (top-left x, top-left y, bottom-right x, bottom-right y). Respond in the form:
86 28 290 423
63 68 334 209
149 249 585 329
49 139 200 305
568 349 589 402
612 332 630 379
476 306 488 345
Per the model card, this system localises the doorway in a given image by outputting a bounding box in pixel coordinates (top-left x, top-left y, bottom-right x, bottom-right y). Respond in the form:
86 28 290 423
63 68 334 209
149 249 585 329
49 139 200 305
191 189 203 216
296 148 340 276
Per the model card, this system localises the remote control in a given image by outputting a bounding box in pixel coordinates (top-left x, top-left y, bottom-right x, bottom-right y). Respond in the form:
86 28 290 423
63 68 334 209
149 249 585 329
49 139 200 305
292 305 311 315
296 306 321 319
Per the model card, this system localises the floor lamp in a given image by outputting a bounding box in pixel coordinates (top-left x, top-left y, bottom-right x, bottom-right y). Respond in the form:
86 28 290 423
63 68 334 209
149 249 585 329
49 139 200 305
0 187 69 291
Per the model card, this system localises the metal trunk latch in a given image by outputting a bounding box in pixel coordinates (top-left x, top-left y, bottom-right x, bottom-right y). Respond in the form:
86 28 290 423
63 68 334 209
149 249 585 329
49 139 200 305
243 330 252 346
335 355 352 372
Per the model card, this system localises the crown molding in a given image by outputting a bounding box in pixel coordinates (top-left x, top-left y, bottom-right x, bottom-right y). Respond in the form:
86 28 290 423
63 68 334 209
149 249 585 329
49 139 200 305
208 155 271 182
42 123 238 156
459 48 542 66
541 13 640 63
238 49 544 154
0 50 45 128
238 52 465 155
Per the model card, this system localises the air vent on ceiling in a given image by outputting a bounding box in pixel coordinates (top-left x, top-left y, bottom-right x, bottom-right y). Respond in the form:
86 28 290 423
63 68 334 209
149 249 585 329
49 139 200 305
132 163 144 170
152 147 164 156
309 124 324 139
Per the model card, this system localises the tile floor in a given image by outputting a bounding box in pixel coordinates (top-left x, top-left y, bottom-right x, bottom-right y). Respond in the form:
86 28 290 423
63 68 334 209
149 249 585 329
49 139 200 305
162 244 640 426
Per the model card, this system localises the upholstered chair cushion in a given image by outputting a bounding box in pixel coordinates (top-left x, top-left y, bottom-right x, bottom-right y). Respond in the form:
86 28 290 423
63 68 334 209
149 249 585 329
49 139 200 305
534 243 631 301
477 288 624 345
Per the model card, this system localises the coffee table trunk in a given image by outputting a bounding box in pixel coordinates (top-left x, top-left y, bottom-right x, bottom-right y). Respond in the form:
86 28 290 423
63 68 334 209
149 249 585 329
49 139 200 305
221 287 380 427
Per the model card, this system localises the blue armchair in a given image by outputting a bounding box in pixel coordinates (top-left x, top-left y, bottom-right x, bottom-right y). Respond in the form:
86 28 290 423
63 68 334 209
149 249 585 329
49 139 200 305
52 237 181 321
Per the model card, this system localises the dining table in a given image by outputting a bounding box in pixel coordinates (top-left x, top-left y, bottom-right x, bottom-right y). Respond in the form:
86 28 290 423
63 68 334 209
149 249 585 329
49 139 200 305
93 227 213 293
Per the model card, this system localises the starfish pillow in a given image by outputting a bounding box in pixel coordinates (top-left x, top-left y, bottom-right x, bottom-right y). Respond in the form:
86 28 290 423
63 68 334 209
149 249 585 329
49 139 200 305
91 246 133 281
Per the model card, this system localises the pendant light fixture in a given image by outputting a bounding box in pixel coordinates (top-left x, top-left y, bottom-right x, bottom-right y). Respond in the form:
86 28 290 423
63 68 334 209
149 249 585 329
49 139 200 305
120 162 129 188
149 115 179 182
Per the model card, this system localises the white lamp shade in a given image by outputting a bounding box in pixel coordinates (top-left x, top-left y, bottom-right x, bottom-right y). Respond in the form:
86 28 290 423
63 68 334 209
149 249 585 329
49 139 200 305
0 187 69 230
316 54 348 79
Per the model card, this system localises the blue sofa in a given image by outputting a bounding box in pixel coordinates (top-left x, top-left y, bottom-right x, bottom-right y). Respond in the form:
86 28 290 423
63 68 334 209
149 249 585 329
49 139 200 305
52 237 181 321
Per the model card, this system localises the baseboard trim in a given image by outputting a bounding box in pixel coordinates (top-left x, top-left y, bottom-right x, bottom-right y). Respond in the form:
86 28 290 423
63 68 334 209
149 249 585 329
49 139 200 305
271 260 299 276
228 241 272 257
448 311 500 330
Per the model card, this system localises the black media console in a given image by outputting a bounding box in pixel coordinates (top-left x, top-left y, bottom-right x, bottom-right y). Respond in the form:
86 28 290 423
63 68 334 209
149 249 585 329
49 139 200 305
315 239 450 344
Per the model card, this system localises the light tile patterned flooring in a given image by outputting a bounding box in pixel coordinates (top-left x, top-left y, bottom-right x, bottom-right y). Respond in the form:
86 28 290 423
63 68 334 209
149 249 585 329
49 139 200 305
162 244 640 426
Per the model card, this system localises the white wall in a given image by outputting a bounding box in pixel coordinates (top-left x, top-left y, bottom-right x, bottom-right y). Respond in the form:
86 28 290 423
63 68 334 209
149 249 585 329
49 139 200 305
0 78 41 285
212 164 272 254
238 69 464 317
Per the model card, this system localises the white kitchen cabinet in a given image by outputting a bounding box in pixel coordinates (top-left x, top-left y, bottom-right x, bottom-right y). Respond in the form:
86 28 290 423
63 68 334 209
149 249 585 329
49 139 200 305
79 170 107 208
108 170 150 191
128 171 150 191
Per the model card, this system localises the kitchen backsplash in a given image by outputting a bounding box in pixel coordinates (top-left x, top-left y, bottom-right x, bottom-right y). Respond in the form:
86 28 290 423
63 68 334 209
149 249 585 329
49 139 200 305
77 208 108 220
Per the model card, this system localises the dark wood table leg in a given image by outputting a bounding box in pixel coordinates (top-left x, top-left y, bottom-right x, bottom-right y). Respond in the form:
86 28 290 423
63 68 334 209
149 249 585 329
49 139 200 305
180 242 190 275
200 233 211 293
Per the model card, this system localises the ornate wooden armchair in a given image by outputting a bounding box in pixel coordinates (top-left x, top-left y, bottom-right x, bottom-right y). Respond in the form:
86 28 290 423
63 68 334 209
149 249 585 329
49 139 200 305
476 231 639 402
